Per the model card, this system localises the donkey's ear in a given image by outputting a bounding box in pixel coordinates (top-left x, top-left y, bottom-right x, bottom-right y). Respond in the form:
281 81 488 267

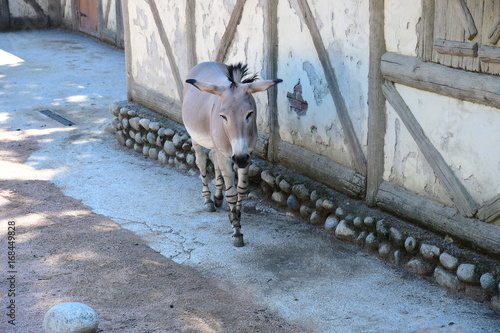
244 79 283 94
186 79 226 96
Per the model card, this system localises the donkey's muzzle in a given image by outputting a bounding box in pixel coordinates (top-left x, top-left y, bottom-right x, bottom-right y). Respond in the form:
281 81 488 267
232 154 250 168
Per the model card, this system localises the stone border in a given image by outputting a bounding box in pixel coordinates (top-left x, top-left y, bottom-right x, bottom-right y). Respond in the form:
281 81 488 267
110 101 500 312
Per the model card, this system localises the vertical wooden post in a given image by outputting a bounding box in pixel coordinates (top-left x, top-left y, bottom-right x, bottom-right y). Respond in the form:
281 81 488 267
186 0 197 71
366 0 386 206
122 0 133 101
264 0 279 162
417 0 435 61
115 0 124 47
0 0 10 31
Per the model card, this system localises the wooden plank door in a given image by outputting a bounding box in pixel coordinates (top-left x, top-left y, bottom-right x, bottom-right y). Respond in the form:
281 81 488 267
79 0 97 33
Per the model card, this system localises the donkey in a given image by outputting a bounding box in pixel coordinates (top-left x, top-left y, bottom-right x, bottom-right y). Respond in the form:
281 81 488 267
182 62 282 247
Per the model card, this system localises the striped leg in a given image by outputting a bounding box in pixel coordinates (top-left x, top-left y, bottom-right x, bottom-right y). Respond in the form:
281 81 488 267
236 165 250 213
210 151 224 207
217 151 244 247
192 142 216 212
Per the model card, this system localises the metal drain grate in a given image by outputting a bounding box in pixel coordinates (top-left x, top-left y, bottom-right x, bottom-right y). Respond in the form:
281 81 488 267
39 110 75 126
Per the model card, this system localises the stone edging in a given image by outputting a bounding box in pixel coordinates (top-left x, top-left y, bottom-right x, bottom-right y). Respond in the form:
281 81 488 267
110 101 500 312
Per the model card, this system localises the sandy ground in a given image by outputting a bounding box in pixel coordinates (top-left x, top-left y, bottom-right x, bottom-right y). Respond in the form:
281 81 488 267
1 30 499 333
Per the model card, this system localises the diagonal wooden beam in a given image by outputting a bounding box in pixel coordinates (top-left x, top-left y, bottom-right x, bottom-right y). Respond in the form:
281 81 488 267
296 0 367 176
215 0 246 63
382 80 478 217
477 193 500 224
146 0 184 101
451 0 477 40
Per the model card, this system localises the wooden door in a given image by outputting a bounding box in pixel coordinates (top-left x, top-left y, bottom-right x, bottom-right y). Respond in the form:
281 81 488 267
79 0 97 33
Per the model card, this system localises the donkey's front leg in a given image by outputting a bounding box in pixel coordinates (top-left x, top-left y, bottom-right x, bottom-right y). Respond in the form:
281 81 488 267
192 142 216 212
217 152 244 247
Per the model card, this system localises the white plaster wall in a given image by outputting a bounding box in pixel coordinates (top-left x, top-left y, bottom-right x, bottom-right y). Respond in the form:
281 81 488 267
384 0 420 56
276 0 369 170
384 85 500 207
8 0 48 17
103 0 118 30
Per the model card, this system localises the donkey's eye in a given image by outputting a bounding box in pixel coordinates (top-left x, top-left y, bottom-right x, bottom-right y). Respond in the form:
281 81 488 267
220 114 228 121
245 111 253 121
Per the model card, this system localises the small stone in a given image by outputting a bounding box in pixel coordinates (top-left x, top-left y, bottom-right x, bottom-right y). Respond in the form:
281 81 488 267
389 227 404 247
363 216 375 228
149 147 159 160
335 220 356 241
163 140 176 156
115 131 126 146
434 266 462 290
129 117 141 131
322 200 335 212
378 243 391 257
182 142 191 152
187 168 198 177
356 231 368 246
129 129 136 139
261 170 276 188
344 214 355 223
181 134 189 143
407 258 434 276
139 118 151 130
121 118 129 129
110 104 120 116
335 207 345 218
286 195 300 210
420 243 441 261
133 143 142 153
134 132 144 144
158 150 168 164
376 219 388 239
248 164 261 178
127 109 137 117
271 191 287 206
156 136 163 147
324 214 339 231
278 179 292 193
299 205 312 220
315 199 324 210
394 250 403 265
457 264 480 284
309 210 324 225
164 128 175 138
404 237 418 253
292 184 310 201
365 232 378 250
172 133 182 147
157 128 166 136
149 121 160 131
146 132 156 145
353 217 363 228
479 273 497 292
43 302 99 333
439 252 459 271
310 190 318 202
491 295 500 312
125 138 134 149
186 153 196 166
142 144 150 156
176 152 186 161
119 107 129 116
112 118 121 130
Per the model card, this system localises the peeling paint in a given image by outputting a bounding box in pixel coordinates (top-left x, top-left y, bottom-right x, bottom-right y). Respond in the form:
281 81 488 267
303 61 328 106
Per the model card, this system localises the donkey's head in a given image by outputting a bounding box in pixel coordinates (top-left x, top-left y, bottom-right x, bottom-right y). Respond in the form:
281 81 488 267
186 64 282 168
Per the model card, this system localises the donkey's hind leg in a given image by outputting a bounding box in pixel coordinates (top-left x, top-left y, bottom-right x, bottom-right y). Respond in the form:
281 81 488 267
209 151 224 208
192 142 216 212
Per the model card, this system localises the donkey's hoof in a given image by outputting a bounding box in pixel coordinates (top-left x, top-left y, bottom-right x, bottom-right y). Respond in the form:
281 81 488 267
214 195 223 208
204 200 216 212
232 234 245 247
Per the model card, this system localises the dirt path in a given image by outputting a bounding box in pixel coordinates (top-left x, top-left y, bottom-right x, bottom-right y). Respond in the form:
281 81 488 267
0 128 310 332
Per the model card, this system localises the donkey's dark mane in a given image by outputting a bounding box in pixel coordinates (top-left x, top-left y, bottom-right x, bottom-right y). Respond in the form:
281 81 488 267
226 63 258 88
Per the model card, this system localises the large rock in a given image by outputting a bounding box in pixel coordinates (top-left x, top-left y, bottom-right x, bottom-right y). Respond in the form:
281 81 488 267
43 302 99 333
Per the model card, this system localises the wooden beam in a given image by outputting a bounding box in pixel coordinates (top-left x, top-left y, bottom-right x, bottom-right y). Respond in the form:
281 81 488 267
479 45 500 63
382 81 478 217
122 0 133 100
214 0 246 63
131 82 183 124
416 0 435 61
433 38 478 57
185 0 197 71
0 0 9 31
366 0 386 206
296 0 367 176
451 0 477 40
376 181 500 257
381 52 500 110
263 0 279 163
488 17 500 45
477 193 500 224
146 0 184 101
277 141 366 198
